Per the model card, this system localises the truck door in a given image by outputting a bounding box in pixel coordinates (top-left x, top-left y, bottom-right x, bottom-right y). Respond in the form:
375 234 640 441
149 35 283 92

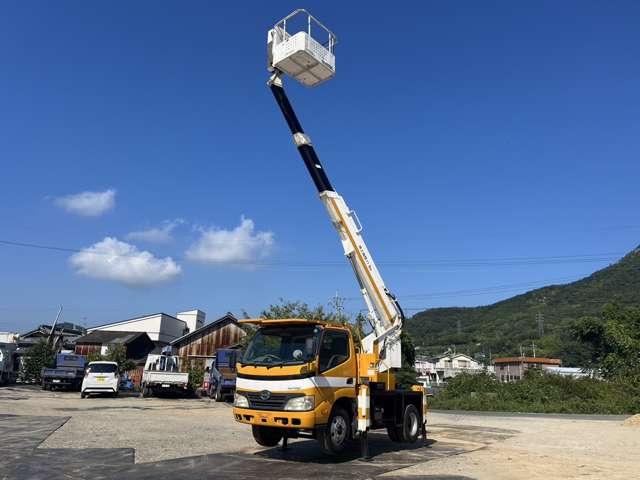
315 329 357 422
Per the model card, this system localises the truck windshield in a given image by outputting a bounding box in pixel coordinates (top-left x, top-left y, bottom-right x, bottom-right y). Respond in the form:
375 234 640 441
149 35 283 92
243 325 321 366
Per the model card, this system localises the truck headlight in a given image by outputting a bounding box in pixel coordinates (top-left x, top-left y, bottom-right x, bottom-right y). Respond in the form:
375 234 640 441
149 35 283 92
234 392 249 408
284 395 314 411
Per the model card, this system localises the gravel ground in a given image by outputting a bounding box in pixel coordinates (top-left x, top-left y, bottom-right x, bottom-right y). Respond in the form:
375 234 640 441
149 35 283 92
1 385 254 463
1 385 638 479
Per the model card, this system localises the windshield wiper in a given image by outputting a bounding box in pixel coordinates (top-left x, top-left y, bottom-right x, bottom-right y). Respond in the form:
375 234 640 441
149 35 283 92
266 361 285 369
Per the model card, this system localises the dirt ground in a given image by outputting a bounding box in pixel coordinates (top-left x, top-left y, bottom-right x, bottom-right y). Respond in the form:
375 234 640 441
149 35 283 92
1 385 638 479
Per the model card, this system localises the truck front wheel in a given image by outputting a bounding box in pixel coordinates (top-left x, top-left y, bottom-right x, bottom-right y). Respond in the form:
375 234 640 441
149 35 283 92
319 406 351 455
251 426 283 447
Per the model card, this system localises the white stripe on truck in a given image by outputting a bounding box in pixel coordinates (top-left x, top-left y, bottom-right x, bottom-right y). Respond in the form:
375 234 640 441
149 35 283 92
236 376 352 391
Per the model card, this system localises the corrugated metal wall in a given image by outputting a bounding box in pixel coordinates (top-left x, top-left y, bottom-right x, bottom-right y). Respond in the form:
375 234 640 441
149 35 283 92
74 344 102 356
175 322 245 360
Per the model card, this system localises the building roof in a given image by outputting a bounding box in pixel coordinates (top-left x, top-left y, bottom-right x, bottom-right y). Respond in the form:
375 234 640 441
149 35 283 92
493 356 561 366
87 312 186 331
169 313 238 347
21 324 85 338
416 352 477 363
75 330 152 345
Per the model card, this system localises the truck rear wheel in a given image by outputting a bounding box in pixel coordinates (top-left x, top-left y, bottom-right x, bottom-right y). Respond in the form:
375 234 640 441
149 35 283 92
387 404 420 443
400 404 420 443
319 406 351 455
252 426 283 447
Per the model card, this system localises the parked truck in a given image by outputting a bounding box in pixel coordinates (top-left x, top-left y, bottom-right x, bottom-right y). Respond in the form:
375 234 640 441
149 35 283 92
233 10 427 457
0 343 18 386
41 353 87 391
141 352 190 397
203 349 238 401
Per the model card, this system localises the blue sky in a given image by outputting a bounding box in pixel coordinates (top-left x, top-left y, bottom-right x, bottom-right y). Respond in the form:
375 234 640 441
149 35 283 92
1 1 639 332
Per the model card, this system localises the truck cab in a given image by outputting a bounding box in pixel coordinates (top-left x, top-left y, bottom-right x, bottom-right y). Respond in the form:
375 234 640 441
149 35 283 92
234 319 357 452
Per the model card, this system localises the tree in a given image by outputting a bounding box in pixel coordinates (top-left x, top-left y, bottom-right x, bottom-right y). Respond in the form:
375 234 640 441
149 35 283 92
395 331 419 388
103 344 136 373
572 303 640 385
21 340 55 383
260 298 364 340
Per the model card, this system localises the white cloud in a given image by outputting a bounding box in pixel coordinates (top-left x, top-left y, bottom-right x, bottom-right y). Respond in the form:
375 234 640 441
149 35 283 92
185 216 274 264
126 219 185 244
54 189 116 217
70 237 181 287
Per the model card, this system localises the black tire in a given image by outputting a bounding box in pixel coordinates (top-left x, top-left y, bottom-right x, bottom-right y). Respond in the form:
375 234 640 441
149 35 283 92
251 425 283 447
80 391 86 399
319 406 351 455
214 389 223 402
400 404 420 443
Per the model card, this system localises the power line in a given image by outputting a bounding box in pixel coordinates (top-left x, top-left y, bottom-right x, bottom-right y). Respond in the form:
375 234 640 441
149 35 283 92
0 239 625 268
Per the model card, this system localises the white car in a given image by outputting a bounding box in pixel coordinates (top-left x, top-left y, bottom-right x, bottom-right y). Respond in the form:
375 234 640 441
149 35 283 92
81 361 120 398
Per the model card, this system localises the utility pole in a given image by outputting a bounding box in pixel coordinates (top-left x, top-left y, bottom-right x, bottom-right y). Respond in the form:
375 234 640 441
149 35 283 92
531 341 537 358
536 311 545 337
47 305 63 346
536 295 546 337
330 291 345 315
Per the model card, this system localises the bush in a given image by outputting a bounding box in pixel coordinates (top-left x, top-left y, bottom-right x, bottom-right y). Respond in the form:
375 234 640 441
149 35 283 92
20 340 55 383
430 370 640 414
188 360 205 392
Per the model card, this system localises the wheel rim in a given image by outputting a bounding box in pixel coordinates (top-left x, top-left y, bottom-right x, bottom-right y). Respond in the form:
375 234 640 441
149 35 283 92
407 411 419 437
330 415 347 446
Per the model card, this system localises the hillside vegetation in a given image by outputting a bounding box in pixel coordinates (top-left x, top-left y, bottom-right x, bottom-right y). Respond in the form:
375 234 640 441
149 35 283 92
406 247 640 365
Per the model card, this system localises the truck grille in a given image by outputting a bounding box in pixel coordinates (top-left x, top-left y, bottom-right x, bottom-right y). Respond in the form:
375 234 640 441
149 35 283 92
244 391 300 411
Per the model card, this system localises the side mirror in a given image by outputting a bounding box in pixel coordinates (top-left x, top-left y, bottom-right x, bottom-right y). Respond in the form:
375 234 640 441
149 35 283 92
309 360 319 376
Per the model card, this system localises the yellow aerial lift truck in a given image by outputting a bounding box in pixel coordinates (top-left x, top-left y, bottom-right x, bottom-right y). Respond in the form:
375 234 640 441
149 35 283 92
233 10 427 457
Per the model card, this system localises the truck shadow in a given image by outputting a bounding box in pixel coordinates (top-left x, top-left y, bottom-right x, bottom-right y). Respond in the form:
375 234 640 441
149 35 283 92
256 433 442 464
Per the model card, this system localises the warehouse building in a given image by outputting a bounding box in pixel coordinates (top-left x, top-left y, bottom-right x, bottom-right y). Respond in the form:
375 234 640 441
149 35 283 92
74 331 155 359
86 309 205 344
169 313 246 364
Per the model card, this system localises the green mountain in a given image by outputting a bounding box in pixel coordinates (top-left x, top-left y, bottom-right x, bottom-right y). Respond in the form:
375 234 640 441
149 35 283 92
406 246 640 366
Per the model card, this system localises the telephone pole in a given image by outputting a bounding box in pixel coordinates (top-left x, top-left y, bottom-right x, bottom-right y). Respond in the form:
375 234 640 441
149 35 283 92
536 311 545 337
536 295 546 337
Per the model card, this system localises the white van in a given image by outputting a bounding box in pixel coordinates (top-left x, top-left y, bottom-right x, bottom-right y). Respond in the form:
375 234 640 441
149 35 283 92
81 361 120 398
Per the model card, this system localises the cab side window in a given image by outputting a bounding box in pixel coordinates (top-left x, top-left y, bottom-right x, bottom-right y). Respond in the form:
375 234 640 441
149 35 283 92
318 330 350 372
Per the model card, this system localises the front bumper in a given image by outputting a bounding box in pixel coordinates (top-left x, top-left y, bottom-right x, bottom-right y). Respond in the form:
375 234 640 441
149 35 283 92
233 407 317 429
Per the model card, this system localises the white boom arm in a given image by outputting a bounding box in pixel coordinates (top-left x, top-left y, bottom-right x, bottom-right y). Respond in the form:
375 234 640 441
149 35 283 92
320 191 403 370
268 74 404 370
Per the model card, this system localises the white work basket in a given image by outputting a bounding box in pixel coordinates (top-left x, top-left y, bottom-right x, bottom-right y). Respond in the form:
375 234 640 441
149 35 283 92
268 9 337 87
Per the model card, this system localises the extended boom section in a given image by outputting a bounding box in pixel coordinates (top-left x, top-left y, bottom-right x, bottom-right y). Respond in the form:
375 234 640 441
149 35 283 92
268 76 404 370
